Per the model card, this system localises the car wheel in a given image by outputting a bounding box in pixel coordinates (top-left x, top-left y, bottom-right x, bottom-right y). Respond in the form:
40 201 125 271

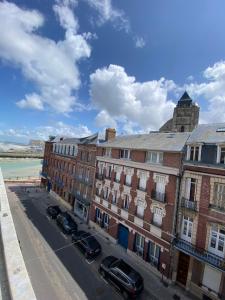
122 290 129 300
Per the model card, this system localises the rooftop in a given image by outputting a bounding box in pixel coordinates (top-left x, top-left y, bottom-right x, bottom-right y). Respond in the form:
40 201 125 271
52 133 99 145
101 132 190 152
187 123 225 144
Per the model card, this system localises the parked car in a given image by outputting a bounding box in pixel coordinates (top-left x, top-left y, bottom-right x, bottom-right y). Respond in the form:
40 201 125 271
71 230 101 259
56 212 78 234
99 256 144 299
46 205 62 219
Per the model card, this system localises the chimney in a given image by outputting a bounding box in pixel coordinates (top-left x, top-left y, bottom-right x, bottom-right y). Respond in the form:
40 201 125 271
105 128 116 141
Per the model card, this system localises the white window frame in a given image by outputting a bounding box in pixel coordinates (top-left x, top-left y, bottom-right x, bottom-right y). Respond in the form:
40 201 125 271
123 194 129 210
136 199 145 218
125 174 132 186
187 145 201 161
112 190 117 204
181 216 193 242
208 226 225 258
217 145 225 164
103 214 109 228
120 149 130 160
146 151 163 164
138 177 147 191
105 148 112 157
213 183 225 210
135 233 145 256
103 187 109 200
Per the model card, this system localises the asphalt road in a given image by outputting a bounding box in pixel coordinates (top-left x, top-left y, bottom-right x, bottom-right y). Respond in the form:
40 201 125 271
7 184 122 300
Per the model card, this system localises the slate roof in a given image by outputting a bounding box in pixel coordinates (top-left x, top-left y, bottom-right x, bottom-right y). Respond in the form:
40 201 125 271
101 132 190 152
52 133 99 145
179 91 192 101
187 123 225 144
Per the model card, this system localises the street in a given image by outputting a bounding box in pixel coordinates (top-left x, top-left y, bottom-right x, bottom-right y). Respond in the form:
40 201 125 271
6 184 122 300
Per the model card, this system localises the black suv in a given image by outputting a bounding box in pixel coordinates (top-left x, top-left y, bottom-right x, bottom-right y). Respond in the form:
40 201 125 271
46 205 62 219
56 212 78 234
72 230 101 259
99 256 144 299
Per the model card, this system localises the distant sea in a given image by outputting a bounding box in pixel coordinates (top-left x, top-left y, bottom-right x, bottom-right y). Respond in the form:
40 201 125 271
0 158 42 179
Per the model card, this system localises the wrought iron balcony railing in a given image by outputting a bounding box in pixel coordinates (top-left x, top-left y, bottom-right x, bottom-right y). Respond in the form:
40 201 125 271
181 197 198 211
151 190 166 203
174 238 225 272
73 191 90 205
95 173 105 180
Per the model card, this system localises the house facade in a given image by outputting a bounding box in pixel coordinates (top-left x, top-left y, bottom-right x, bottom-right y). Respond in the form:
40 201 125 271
173 124 225 299
89 132 190 277
41 134 98 221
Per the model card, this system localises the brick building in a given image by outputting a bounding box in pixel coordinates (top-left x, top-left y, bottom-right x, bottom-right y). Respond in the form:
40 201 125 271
173 124 225 299
89 131 190 277
41 133 98 221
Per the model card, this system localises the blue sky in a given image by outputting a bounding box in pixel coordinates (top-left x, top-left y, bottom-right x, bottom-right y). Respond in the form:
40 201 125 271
1 0 225 143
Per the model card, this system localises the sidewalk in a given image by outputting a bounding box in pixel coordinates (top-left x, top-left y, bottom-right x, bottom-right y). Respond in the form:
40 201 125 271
46 190 197 300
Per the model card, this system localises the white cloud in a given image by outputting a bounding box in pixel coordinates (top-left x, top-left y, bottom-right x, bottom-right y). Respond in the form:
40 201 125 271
95 110 117 128
0 1 91 114
85 0 130 32
0 122 92 143
90 64 176 132
17 93 44 110
186 61 225 123
134 37 146 48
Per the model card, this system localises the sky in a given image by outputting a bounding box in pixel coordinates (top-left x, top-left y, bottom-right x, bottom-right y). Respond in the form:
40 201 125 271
1 0 225 143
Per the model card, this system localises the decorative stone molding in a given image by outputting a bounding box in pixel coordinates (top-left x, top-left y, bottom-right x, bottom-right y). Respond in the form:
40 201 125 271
137 170 149 179
150 204 166 217
134 197 147 209
124 167 134 176
136 189 146 199
153 173 169 185
113 165 123 173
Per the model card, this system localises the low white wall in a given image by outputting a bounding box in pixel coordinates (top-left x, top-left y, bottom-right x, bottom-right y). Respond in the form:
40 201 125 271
0 168 36 300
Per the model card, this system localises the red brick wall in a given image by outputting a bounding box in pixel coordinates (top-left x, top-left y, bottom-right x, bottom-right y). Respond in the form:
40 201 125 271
163 152 182 169
131 150 145 162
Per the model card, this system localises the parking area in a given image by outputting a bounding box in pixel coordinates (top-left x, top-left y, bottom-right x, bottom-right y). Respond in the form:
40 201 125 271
6 183 194 300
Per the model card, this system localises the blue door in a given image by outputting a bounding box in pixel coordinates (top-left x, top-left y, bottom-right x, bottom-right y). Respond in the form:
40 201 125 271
118 224 129 249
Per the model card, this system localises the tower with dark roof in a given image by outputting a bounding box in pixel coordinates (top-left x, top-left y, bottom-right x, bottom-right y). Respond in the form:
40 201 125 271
159 91 200 132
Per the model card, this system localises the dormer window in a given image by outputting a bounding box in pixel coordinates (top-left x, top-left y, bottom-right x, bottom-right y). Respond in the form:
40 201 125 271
105 148 111 157
146 151 163 164
216 145 225 164
187 145 201 161
120 149 130 160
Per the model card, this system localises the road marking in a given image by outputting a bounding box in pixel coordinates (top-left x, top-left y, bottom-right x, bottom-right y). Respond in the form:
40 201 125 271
60 232 68 239
85 258 95 264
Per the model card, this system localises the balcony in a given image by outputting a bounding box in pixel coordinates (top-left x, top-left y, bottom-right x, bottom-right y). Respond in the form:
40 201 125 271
181 197 198 211
151 190 166 203
137 186 146 192
174 238 225 272
95 173 105 180
209 203 225 213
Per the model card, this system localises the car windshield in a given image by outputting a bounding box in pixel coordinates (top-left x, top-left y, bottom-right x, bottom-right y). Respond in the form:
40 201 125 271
86 236 99 248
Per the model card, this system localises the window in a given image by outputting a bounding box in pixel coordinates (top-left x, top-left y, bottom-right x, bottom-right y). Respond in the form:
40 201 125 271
220 147 225 164
152 207 163 227
106 166 112 178
189 146 200 161
135 233 144 256
181 216 193 242
123 195 129 210
120 149 130 159
185 178 196 202
213 183 225 210
209 226 225 257
138 177 146 191
103 187 109 200
148 241 160 268
146 151 163 164
103 214 109 228
115 171 121 183
112 190 117 204
125 174 132 186
96 208 101 224
98 163 104 175
105 148 111 157
136 199 145 218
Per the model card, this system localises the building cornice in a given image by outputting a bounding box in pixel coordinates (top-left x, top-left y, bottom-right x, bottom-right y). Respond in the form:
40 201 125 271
96 156 180 176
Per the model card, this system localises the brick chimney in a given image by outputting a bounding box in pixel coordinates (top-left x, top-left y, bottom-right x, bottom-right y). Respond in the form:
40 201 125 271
105 128 116 141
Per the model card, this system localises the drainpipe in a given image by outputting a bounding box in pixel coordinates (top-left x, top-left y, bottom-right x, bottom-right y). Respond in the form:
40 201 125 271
168 156 184 280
